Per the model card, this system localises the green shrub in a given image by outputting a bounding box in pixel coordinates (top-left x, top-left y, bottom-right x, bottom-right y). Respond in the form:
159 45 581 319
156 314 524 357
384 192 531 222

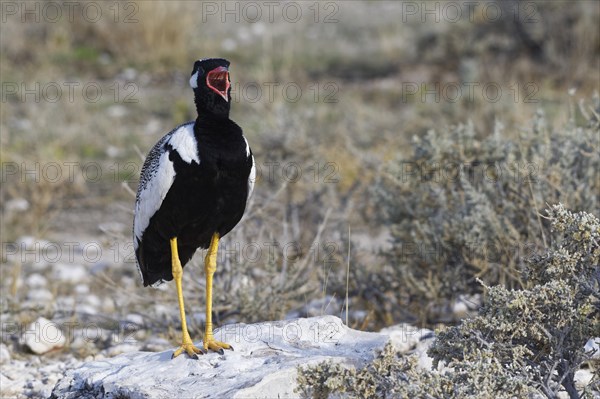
297 204 599 398
373 99 599 323
429 204 599 398
297 342 539 399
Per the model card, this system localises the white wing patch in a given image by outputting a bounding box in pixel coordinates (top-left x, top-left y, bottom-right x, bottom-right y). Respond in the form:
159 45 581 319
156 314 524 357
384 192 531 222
133 122 199 248
168 124 200 164
189 70 199 89
134 150 176 244
242 136 254 201
243 136 251 157
247 155 256 202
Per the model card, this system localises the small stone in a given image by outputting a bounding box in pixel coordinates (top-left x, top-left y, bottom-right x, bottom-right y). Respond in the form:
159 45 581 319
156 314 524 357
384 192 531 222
101 297 115 313
452 294 481 318
54 296 76 312
145 118 162 136
107 105 128 118
5 198 30 212
192 312 206 324
25 273 47 288
98 221 127 235
76 304 98 316
584 337 599 359
380 324 433 354
574 369 594 388
22 317 66 354
414 337 436 370
105 145 123 158
154 304 175 318
84 353 105 362
0 343 10 364
452 301 468 317
1 372 23 397
124 313 144 326
26 288 53 302
70 334 90 350
74 284 90 295
120 67 137 81
83 294 101 307
103 343 141 357
141 337 171 352
52 263 88 284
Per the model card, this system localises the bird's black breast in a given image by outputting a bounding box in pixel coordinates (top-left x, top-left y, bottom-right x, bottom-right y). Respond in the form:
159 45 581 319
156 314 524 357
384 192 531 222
135 120 252 286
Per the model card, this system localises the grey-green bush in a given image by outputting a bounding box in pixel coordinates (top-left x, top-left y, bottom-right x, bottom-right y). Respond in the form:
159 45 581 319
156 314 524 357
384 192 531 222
373 99 599 324
297 204 599 398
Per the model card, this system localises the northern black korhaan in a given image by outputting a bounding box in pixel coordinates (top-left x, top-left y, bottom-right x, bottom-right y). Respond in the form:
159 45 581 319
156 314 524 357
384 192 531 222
133 58 255 358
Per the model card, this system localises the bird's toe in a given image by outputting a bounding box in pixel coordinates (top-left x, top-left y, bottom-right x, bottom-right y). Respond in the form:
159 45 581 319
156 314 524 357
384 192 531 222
204 339 233 354
172 342 205 359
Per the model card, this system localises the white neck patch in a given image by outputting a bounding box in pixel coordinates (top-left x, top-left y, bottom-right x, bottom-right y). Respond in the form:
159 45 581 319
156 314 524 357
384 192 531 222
189 70 199 89
168 124 200 164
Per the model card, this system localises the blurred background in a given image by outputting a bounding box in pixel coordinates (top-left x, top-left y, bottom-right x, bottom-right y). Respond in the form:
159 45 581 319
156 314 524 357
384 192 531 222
1 0 599 364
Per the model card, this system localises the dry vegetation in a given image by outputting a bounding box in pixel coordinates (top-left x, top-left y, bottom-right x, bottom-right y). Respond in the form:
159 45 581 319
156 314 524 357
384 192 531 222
1 1 599 396
298 204 600 399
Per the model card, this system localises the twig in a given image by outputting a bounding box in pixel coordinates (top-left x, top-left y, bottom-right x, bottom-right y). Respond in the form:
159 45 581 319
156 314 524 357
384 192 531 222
345 224 351 326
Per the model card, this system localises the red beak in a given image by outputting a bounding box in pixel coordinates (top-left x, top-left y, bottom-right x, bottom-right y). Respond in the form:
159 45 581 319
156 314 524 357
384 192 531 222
206 66 230 102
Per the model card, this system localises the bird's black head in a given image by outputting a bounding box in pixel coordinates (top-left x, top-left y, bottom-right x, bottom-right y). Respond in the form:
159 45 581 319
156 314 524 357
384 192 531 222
190 58 231 118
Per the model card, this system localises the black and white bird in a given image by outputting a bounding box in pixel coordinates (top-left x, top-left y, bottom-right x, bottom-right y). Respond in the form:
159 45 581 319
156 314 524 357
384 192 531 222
133 58 255 358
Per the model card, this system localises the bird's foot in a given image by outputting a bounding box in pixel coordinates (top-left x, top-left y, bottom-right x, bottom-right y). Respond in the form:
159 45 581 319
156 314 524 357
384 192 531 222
172 338 206 359
203 336 233 355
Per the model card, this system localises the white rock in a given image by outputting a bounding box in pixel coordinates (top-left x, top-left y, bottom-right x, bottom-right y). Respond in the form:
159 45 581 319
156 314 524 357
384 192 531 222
98 221 127 235
26 288 53 302
54 296 76 312
107 105 128 118
294 295 342 318
192 311 207 324
120 67 137 81
452 294 481 318
0 343 10 364
74 284 90 295
5 198 30 212
584 337 599 359
105 145 123 158
52 263 88 283
1 372 24 397
124 313 144 326
452 301 469 317
380 323 433 354
103 343 142 357
11 117 32 131
76 288 96 303
414 336 436 370
17 235 44 249
25 273 47 288
51 316 389 399
574 369 594 388
22 317 66 355
70 334 93 351
76 304 98 315
145 118 162 136
101 297 115 313
4 357 83 399
154 303 175 318
141 337 172 352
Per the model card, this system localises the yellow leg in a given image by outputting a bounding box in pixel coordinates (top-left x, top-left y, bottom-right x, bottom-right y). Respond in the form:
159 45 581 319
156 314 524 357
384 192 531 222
170 237 205 359
203 232 232 354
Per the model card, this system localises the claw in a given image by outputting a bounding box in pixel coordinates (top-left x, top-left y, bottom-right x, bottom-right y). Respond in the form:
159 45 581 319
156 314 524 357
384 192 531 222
204 339 233 354
172 341 205 359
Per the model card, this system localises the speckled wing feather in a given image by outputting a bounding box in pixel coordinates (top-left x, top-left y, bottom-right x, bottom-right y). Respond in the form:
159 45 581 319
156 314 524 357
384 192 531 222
133 122 199 281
